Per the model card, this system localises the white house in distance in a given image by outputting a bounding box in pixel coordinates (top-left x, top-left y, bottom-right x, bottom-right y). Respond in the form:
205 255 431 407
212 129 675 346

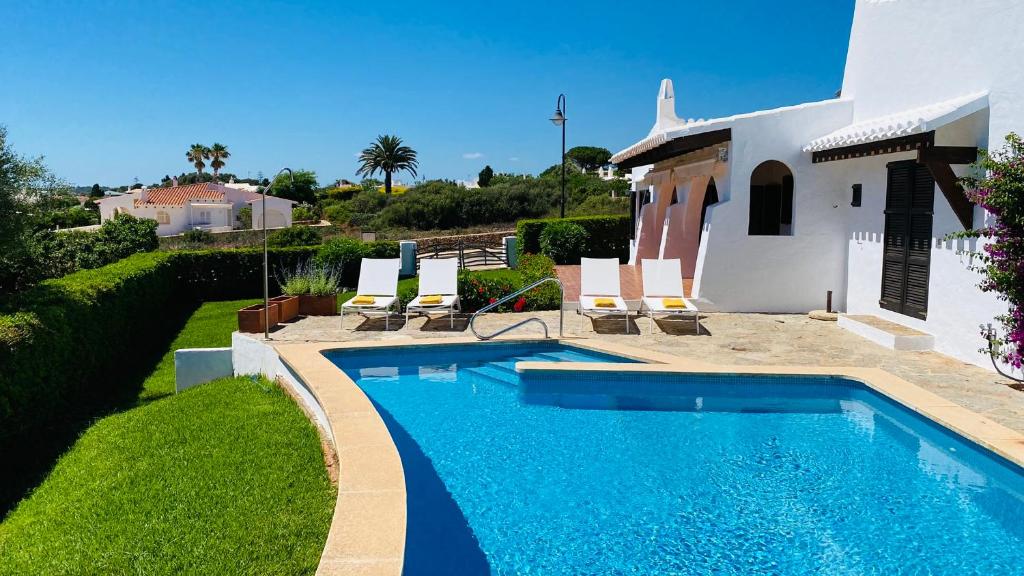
612 0 1022 371
96 180 295 236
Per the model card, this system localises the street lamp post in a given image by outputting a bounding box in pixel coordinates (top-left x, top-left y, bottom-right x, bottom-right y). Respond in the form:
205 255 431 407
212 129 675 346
550 94 567 218
263 167 293 339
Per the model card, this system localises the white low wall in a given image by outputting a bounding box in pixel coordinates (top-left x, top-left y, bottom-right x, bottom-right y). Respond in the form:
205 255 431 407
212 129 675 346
174 347 233 393
231 332 333 439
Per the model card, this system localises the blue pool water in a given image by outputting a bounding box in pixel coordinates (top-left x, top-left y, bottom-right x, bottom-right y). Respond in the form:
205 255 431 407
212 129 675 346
326 342 1024 575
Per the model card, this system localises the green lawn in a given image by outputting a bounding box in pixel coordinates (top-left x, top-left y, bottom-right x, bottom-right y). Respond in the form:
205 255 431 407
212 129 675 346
0 300 336 575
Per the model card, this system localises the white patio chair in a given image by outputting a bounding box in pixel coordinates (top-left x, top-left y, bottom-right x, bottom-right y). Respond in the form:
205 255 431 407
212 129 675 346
639 258 700 335
341 258 401 330
578 257 630 333
405 258 461 329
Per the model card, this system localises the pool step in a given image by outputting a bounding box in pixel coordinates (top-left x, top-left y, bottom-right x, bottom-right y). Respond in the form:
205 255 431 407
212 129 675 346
464 365 520 386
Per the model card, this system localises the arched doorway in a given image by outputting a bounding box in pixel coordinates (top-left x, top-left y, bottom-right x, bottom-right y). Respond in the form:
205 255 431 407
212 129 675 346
748 160 794 236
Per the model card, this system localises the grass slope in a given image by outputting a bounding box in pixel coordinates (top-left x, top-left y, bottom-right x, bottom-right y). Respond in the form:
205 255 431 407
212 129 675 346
0 300 335 575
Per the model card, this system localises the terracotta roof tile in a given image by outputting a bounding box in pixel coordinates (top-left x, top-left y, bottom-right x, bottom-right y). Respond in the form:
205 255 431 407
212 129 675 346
132 183 227 207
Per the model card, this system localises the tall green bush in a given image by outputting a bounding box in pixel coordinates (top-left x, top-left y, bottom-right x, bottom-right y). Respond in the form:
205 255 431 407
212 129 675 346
316 237 400 288
539 221 589 264
267 225 321 248
517 214 630 262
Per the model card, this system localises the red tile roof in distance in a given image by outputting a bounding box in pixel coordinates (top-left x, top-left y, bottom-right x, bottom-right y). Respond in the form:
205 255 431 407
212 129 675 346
133 183 227 207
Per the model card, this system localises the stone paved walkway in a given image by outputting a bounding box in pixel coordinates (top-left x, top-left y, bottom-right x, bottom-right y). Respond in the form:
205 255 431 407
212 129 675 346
269 310 1024 434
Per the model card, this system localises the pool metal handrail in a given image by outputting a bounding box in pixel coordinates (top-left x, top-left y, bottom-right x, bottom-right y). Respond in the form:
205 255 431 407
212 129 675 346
469 276 564 340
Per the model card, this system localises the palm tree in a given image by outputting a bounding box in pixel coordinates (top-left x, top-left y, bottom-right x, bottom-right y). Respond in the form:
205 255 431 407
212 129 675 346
356 135 419 196
186 144 211 177
209 143 230 181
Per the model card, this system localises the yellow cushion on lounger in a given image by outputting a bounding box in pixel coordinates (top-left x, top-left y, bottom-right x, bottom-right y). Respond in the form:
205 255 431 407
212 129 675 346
420 294 443 305
352 295 375 305
594 297 617 308
662 298 687 309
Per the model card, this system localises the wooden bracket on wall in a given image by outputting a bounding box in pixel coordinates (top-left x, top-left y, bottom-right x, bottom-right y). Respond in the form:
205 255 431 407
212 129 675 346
918 146 978 230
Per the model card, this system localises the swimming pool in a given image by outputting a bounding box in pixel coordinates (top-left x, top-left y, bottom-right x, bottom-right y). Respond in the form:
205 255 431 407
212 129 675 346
327 342 1024 575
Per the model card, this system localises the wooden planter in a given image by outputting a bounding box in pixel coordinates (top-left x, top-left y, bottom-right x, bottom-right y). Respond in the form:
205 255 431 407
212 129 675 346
299 294 338 316
238 302 280 333
269 295 300 322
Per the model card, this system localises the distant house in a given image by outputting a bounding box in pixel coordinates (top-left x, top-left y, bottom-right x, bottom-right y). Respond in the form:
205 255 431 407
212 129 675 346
96 180 295 236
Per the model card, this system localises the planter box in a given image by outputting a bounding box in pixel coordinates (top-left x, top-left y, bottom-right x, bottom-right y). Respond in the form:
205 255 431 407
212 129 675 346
238 302 280 333
299 294 338 316
269 295 300 322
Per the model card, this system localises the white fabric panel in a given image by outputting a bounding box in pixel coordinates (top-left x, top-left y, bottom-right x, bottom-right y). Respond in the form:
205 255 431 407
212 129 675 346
641 259 683 297
418 258 458 295
356 258 400 296
580 257 621 297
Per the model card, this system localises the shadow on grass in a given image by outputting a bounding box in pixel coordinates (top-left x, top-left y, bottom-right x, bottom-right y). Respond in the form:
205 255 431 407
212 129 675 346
0 302 197 518
370 399 491 574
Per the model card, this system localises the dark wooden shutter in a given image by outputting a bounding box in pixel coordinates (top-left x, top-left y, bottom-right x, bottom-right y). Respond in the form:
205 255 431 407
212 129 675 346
880 161 933 319
904 166 934 319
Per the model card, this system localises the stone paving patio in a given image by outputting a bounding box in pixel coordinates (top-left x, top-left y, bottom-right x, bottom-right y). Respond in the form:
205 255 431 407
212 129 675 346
269 310 1024 434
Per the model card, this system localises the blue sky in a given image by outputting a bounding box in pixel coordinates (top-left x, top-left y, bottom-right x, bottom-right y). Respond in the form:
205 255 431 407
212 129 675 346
0 1 854 187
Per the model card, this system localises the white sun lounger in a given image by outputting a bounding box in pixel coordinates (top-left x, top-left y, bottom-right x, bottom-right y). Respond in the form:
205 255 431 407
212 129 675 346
578 257 630 333
639 258 700 335
405 258 461 328
341 258 401 330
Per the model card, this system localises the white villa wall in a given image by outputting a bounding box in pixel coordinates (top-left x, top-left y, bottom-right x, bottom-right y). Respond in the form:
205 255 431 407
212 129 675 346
692 99 854 312
838 112 1006 368
842 0 1024 146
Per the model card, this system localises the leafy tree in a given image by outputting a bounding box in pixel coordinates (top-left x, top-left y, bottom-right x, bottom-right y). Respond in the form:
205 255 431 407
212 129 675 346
566 146 612 172
209 143 230 181
355 135 419 196
478 165 494 187
237 205 252 229
93 213 158 259
0 125 73 295
360 178 383 193
267 225 321 248
268 170 319 204
90 183 103 197
186 143 211 175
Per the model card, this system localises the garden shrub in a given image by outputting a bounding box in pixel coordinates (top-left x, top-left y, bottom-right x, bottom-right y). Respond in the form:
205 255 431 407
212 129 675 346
539 221 589 264
322 203 352 226
960 133 1024 368
181 228 214 245
517 214 630 262
291 204 318 222
267 225 321 248
316 237 400 288
1 214 160 298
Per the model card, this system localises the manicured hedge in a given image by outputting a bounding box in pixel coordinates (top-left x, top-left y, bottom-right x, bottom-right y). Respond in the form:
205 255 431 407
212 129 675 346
0 241 395 459
316 237 400 288
171 247 319 301
516 214 630 262
0 252 183 452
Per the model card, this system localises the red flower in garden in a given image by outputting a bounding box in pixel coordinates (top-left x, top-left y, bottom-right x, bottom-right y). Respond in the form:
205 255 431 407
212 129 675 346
478 287 485 294
489 297 498 304
513 297 526 312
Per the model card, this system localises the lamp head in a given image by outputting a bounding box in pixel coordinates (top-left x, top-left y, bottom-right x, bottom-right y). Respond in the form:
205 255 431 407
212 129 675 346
550 109 565 126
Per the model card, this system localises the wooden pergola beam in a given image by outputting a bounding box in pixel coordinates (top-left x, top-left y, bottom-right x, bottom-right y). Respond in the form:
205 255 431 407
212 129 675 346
918 146 978 230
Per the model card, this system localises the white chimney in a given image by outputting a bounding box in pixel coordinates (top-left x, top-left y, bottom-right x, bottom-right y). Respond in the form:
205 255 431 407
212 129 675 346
172 177 178 187
651 78 682 134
